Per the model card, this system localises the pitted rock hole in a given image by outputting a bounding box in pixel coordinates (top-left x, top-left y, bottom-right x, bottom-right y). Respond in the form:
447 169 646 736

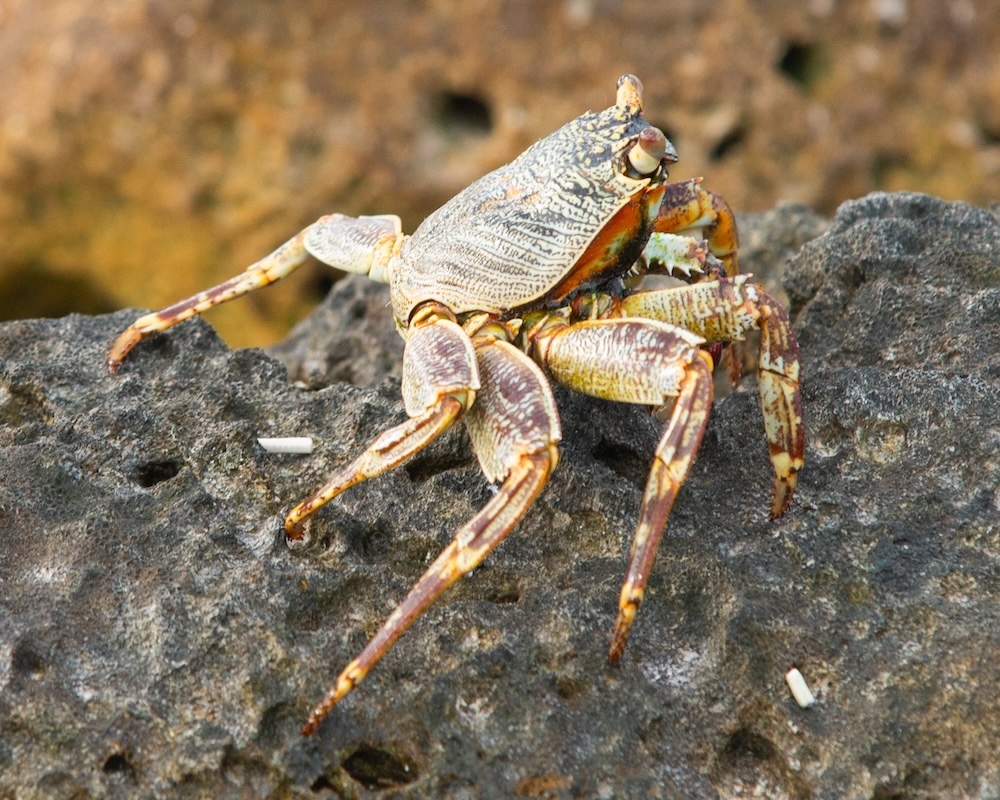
591 438 648 490
708 125 746 162
478 571 522 605
720 728 778 764
342 745 418 791
434 91 493 138
777 41 825 89
872 782 913 800
101 750 136 782
310 774 336 793
0 381 51 426
715 727 812 798
12 640 46 678
133 459 182 488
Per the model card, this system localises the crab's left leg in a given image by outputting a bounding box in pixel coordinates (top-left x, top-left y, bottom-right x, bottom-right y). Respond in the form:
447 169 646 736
301 336 560 735
529 317 714 662
619 275 804 518
107 214 403 371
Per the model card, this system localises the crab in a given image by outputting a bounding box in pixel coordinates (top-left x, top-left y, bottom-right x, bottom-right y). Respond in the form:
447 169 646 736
107 75 804 736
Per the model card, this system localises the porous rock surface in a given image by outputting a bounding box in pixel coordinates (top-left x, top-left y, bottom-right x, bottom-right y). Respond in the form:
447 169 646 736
1 193 999 798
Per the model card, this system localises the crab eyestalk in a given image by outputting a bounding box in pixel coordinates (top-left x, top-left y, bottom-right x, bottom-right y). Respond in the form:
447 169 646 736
616 74 644 110
627 127 670 177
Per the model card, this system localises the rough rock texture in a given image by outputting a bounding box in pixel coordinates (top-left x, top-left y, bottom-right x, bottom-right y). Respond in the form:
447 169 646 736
3 0 999 347
2 193 999 798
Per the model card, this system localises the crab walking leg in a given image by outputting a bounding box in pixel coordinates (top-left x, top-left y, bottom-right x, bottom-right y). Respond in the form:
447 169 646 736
106 229 313 371
106 213 404 371
610 356 713 661
650 178 740 276
285 313 479 539
756 299 805 516
619 276 804 517
531 318 714 662
301 337 560 735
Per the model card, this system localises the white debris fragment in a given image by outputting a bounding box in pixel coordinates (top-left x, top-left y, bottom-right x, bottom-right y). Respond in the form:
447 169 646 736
785 667 817 708
257 437 313 454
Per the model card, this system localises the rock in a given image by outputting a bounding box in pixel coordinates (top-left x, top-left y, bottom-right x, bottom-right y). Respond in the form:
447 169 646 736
3 1 1000 348
2 193 999 798
267 276 404 391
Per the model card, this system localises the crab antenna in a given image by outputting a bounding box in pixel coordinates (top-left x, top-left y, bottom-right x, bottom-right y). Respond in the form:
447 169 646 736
616 74 644 111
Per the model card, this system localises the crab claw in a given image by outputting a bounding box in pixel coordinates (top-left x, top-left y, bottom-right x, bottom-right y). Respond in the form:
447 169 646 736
616 74 644 111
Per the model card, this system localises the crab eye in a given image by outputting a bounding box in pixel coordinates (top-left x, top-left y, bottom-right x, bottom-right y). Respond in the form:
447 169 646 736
626 127 669 177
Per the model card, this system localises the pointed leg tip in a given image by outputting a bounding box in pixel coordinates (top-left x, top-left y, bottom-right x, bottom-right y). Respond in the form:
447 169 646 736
770 475 798 519
300 699 336 735
300 696 338 737
301 671 362 735
284 520 305 543
106 328 143 372
284 507 311 543
608 608 637 665
608 623 632 665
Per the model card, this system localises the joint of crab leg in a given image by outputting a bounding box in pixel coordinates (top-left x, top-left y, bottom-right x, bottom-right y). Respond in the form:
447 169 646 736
285 314 479 540
615 277 803 517
627 127 670 177
302 213 403 283
284 394 467 540
653 178 740 276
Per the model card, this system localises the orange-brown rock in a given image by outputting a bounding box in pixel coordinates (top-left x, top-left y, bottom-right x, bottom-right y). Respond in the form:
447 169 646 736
2 0 998 346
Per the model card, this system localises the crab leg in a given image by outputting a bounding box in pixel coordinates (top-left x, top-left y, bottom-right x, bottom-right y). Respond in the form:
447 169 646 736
619 276 804 517
106 230 313 371
106 214 404 371
301 337 560 735
285 311 478 539
530 318 714 663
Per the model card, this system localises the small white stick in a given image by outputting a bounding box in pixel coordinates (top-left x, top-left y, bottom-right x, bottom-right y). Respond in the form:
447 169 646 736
785 667 816 708
257 437 314 454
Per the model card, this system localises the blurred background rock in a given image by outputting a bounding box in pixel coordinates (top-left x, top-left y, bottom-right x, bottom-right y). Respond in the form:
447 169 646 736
1 0 997 348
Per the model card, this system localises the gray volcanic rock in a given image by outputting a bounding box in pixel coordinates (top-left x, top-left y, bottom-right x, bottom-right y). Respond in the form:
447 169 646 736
1 193 999 798
268 274 405 391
